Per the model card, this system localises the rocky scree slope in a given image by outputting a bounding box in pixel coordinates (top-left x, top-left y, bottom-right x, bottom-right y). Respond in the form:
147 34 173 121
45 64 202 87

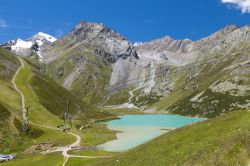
43 21 139 103
133 25 250 117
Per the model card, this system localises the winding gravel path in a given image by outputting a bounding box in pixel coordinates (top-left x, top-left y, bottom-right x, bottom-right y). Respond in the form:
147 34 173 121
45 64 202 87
11 57 27 121
12 57 111 166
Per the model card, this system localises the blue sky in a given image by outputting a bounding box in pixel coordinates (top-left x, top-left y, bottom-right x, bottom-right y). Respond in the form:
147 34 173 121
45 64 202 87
0 0 250 43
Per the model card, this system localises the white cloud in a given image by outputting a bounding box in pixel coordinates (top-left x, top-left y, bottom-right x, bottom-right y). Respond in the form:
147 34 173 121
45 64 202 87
221 0 250 13
0 18 7 28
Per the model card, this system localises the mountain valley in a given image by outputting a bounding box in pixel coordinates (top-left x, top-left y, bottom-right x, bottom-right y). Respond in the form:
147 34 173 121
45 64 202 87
0 21 249 166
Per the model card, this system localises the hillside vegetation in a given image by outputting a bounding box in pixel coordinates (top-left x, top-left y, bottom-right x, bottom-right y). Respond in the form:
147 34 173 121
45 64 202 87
0 48 76 154
0 48 26 153
1 23 250 165
0 47 115 154
92 111 250 166
150 46 250 118
45 39 113 104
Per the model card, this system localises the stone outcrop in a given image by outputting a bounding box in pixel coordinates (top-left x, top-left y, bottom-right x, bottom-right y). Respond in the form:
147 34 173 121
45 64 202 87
67 21 138 63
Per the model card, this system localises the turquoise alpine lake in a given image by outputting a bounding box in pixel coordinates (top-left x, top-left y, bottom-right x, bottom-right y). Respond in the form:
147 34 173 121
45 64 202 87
98 114 204 152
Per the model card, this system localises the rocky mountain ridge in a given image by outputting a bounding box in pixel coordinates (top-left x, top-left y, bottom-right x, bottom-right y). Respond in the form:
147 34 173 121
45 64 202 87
43 21 138 64
135 25 249 66
1 22 249 116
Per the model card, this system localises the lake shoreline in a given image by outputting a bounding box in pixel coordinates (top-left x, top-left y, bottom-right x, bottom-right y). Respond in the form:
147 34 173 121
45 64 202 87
97 114 204 152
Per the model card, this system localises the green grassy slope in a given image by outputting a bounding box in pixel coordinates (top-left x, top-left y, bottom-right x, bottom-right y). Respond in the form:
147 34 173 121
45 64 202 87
92 111 250 166
0 107 45 154
150 49 250 118
14 57 116 150
0 47 115 155
0 48 26 153
0 153 64 166
0 47 21 81
17 58 114 126
0 48 76 154
0 48 22 112
45 40 112 105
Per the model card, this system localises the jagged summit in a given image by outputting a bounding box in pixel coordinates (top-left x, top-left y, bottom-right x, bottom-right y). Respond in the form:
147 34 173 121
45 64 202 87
64 21 138 62
42 21 138 64
136 24 248 55
69 21 126 41
136 34 194 56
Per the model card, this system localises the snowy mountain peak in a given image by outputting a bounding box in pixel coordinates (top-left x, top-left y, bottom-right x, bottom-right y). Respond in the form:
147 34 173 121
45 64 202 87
0 32 57 61
28 32 57 46
32 32 57 43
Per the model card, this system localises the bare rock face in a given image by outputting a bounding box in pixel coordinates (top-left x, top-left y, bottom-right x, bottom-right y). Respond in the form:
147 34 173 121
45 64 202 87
135 25 250 66
137 36 194 54
135 36 196 66
67 21 138 63
136 25 241 55
195 25 240 54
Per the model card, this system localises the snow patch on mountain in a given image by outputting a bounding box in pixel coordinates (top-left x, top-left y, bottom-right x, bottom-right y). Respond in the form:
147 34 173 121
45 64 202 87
0 32 57 61
133 42 143 47
29 32 57 46
12 39 33 50
37 32 57 42
28 32 57 60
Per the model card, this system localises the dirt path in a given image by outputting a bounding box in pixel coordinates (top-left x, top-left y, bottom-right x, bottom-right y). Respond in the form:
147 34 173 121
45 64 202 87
13 57 111 166
12 57 27 121
61 131 81 166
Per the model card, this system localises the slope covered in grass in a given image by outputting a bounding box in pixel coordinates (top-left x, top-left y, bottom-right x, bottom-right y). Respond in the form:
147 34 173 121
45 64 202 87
0 47 115 155
16 58 114 126
0 47 21 81
15 57 116 148
0 48 22 111
0 48 76 154
45 41 112 105
92 111 250 166
151 49 250 118
0 153 64 166
0 48 26 153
